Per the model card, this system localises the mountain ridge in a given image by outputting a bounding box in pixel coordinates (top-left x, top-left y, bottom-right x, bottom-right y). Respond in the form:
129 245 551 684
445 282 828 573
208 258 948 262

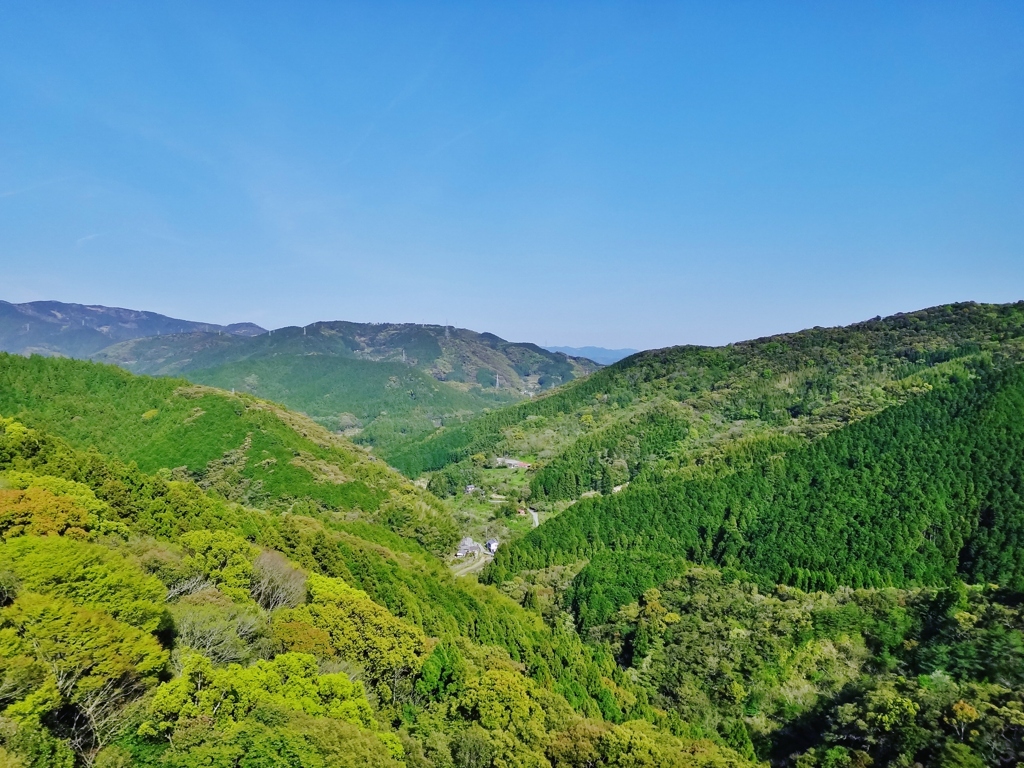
385 300 1024 479
543 345 640 365
4 302 1024 767
0 300 602 456
95 319 601 393
0 299 266 359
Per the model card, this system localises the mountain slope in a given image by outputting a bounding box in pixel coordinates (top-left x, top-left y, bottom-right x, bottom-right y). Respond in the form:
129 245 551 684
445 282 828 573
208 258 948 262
489 363 1024 593
95 320 600 393
0 299 264 358
0 356 758 767
92 321 602 456
0 352 458 551
91 326 518 440
386 301 1024 482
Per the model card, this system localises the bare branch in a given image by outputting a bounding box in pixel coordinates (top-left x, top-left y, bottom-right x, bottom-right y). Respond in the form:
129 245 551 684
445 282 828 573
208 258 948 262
249 550 307 611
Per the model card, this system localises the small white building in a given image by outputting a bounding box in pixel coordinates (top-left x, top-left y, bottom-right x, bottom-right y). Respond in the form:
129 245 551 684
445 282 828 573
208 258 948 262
495 457 531 469
485 538 500 554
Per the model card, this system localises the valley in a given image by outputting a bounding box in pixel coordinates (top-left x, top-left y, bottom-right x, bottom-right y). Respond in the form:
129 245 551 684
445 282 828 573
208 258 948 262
2 300 1024 767
0 301 600 459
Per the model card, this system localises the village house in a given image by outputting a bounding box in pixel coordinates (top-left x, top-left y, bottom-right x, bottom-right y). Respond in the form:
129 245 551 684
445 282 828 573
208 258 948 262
455 537 483 558
494 457 531 470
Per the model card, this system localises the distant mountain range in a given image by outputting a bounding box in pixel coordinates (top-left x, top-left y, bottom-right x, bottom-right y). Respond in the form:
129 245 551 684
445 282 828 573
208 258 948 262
94 320 600 449
0 300 265 358
97 320 599 394
543 345 639 365
0 300 602 453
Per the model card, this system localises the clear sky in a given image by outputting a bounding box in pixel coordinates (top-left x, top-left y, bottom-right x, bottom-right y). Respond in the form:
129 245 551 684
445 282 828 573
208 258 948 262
1 2 1022 349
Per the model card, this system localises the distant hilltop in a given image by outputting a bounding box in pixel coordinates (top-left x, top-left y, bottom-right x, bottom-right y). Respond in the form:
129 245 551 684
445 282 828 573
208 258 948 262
0 300 265 358
0 299 605 451
97 319 601 394
543 345 639 365
0 300 602 393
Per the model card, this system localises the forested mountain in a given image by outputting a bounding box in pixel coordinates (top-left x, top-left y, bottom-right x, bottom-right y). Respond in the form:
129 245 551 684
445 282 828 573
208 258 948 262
384 301 1024 481
0 300 264 358
5 303 1024 767
0 299 600 460
0 353 458 551
0 354 752 767
434 300 1024 765
490 363 1024 593
96 319 599 394
92 321 598 454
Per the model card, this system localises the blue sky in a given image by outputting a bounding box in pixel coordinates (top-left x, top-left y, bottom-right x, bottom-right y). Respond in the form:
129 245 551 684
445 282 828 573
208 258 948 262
1 2 1022 349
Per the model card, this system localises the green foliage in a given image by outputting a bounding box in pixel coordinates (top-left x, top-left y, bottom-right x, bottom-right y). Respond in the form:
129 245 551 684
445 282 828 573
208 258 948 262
0 488 92 541
3 471 109 515
141 652 376 733
567 552 692 630
390 301 1024 483
135 713 405 768
278 573 429 689
589 567 1024 766
489 365 1024 597
0 591 167 757
0 717 76 768
0 354 459 553
427 463 482 498
179 530 256 602
0 537 167 632
416 643 466 702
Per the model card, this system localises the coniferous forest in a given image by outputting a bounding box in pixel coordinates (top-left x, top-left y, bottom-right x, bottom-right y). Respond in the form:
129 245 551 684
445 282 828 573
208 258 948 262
2 302 1024 767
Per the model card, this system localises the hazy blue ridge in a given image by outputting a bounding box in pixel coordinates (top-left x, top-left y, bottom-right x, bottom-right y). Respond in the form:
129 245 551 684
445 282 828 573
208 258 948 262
0 299 265 358
543 345 638 365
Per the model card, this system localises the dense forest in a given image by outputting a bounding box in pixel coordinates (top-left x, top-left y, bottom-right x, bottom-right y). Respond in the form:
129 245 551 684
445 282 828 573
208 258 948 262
385 302 1024 480
583 564 1024 766
0 356 752 767
88 317 597 457
486 362 1024 595
0 300 601 461
3 302 1024 766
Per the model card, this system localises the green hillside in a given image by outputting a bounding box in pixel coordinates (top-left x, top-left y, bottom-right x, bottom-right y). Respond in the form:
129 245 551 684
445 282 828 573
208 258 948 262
490 363 1024 597
465 303 1024 599
187 353 512 450
4 315 1024 766
0 353 458 552
91 320 600 457
582 564 1024 766
0 356 756 767
385 302 1024 483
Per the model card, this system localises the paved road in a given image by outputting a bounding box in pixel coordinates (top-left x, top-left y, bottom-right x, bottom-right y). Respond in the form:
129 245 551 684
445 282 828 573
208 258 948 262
530 510 539 528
